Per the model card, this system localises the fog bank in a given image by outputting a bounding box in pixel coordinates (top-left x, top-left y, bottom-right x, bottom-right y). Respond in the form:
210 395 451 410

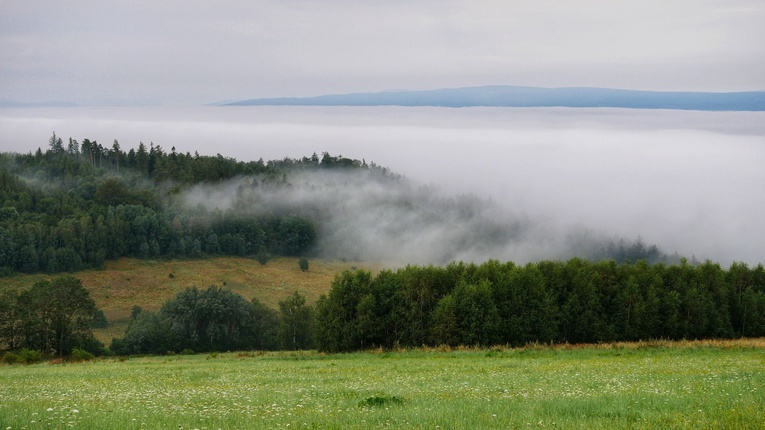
1 106 763 266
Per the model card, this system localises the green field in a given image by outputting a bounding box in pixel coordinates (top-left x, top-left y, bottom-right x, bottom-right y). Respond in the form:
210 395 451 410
1 340 763 429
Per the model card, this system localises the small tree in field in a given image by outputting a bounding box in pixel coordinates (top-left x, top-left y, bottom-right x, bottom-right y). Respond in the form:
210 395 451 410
299 257 309 272
17 276 98 357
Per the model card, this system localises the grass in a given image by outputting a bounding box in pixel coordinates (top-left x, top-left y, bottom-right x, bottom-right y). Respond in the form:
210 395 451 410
0 256 374 344
1 339 763 429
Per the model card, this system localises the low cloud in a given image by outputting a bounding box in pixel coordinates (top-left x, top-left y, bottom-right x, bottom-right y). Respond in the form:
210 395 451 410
183 168 582 264
2 106 764 266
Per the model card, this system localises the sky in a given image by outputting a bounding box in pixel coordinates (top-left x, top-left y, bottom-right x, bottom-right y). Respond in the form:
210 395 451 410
1 0 764 105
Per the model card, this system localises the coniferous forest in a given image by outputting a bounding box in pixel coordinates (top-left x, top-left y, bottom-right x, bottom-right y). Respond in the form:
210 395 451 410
1 134 764 358
0 133 328 276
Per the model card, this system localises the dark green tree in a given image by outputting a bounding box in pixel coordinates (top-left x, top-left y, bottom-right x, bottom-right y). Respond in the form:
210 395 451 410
277 216 316 256
17 276 98 357
501 264 558 345
111 310 174 355
160 286 256 352
451 280 501 346
92 309 109 329
251 298 280 350
430 294 459 346
314 269 372 352
278 291 314 350
0 289 23 350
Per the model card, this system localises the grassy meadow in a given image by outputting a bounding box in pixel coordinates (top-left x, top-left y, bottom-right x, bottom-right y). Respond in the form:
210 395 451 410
1 339 764 429
0 257 373 343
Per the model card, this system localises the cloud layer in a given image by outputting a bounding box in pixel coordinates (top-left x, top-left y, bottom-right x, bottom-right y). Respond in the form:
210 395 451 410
2 106 760 265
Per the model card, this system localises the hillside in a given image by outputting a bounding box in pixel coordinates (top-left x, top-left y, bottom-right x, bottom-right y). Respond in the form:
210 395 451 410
1 142 679 275
226 85 765 111
2 256 373 344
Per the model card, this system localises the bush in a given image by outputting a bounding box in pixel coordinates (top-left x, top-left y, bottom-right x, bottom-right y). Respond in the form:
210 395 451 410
2 352 20 365
18 348 43 364
69 348 95 362
256 251 269 265
77 335 107 356
92 309 109 328
299 257 309 272
358 395 405 408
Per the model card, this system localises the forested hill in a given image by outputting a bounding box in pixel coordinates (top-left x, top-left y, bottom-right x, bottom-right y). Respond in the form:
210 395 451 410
226 86 765 111
1 133 679 276
0 134 366 275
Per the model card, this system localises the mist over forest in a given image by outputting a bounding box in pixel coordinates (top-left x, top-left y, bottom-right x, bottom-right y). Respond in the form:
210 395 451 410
183 163 663 265
1 106 764 266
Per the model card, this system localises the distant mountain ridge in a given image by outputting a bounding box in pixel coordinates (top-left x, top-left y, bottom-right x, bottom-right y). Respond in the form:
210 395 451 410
0 99 78 108
226 86 765 111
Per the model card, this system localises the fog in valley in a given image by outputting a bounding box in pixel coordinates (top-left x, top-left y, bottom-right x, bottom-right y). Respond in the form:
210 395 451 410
1 106 763 266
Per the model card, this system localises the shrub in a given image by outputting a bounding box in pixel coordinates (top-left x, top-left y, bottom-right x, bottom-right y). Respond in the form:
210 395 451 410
256 252 269 265
18 348 42 364
92 309 109 328
2 352 20 365
69 348 95 362
299 257 309 272
358 395 405 408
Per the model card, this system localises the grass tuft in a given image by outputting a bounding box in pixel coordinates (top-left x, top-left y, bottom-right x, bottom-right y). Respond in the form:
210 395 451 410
359 395 405 408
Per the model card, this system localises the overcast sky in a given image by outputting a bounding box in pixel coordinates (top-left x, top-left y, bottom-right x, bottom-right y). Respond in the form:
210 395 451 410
2 0 764 105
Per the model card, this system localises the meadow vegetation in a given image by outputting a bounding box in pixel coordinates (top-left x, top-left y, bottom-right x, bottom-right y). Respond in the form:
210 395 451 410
0 339 763 429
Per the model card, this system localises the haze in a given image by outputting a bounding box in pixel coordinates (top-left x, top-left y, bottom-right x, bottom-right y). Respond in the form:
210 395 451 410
1 106 763 266
2 1 764 105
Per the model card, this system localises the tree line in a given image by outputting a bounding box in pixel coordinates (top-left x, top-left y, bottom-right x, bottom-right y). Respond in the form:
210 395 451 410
314 259 765 352
0 275 316 358
111 287 315 355
3 258 763 358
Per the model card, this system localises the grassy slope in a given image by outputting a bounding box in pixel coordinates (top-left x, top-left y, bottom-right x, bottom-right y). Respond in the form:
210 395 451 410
0 257 375 343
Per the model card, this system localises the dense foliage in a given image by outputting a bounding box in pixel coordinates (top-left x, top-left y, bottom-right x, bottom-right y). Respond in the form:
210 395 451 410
0 275 104 356
314 259 765 352
111 287 314 355
1 133 684 277
0 135 392 275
